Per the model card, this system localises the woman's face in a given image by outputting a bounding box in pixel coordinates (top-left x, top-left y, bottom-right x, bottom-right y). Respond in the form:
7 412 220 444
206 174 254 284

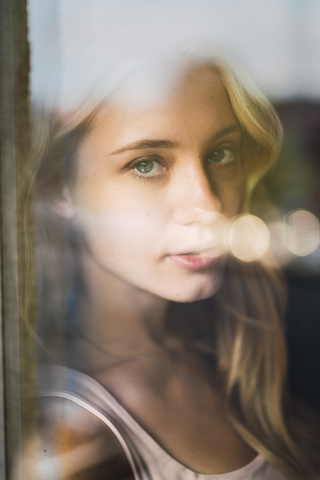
64 67 244 303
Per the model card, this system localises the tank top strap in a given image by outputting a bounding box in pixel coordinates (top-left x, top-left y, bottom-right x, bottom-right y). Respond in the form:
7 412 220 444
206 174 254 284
37 365 290 480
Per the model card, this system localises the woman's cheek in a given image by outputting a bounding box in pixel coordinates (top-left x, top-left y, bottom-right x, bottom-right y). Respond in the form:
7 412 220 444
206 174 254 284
75 201 164 263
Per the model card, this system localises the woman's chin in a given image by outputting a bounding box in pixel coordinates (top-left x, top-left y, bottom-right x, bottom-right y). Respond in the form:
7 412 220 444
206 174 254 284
162 275 223 303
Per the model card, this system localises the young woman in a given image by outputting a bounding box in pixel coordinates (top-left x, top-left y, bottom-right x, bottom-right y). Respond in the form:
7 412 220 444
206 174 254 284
20 47 316 479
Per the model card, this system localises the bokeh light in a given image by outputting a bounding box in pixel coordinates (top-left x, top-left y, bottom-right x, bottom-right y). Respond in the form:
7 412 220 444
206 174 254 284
267 220 293 267
227 214 270 262
284 209 320 257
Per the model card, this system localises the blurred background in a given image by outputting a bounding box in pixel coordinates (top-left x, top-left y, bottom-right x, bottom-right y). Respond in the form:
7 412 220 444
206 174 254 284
27 0 320 412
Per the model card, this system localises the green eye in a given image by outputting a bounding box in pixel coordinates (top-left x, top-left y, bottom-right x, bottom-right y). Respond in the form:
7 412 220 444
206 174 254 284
208 148 235 164
134 158 162 175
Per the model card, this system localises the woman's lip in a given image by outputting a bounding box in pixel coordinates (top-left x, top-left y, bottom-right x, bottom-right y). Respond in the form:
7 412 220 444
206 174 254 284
167 254 218 270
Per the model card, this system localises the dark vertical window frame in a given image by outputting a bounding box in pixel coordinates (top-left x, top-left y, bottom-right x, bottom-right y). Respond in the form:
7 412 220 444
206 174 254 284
0 0 33 478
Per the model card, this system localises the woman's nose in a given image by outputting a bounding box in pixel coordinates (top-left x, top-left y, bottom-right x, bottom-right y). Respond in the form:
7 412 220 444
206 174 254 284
173 167 223 226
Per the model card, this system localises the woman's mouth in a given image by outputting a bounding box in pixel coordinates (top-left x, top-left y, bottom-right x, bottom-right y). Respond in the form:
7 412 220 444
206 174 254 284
167 253 219 270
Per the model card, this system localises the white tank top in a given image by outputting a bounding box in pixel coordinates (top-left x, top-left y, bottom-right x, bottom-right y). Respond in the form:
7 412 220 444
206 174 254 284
38 365 291 480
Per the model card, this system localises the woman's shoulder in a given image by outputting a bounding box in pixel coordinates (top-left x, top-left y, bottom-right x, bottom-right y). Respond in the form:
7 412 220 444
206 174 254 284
13 376 135 480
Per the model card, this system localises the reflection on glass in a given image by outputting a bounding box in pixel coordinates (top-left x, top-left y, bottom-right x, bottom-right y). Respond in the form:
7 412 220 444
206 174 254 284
227 215 270 262
17 10 320 476
285 210 320 257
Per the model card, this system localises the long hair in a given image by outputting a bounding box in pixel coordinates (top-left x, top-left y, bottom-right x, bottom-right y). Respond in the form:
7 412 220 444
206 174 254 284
25 47 316 479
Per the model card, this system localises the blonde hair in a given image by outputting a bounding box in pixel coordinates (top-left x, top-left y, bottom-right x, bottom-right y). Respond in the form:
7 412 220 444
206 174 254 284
27 48 316 479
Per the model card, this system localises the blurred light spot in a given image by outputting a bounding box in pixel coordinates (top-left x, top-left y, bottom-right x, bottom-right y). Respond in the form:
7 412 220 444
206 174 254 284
228 215 270 262
208 213 229 256
267 220 293 267
284 210 320 256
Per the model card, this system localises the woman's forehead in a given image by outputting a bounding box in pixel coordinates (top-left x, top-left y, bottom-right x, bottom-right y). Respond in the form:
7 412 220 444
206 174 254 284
94 66 232 122
113 64 223 104
57 62 231 133
169 66 229 105
79 68 237 160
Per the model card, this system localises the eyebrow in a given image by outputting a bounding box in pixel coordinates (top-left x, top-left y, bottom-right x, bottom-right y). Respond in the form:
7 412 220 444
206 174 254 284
110 139 178 155
110 124 241 156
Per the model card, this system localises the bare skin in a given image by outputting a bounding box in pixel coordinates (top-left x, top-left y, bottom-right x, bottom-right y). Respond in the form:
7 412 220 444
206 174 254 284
19 67 256 479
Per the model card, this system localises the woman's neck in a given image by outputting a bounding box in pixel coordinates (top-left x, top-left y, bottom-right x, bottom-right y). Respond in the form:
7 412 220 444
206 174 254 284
75 253 170 357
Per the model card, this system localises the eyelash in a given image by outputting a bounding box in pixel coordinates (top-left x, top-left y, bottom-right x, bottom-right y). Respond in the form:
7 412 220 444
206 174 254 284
126 146 239 183
207 147 239 166
126 156 167 183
